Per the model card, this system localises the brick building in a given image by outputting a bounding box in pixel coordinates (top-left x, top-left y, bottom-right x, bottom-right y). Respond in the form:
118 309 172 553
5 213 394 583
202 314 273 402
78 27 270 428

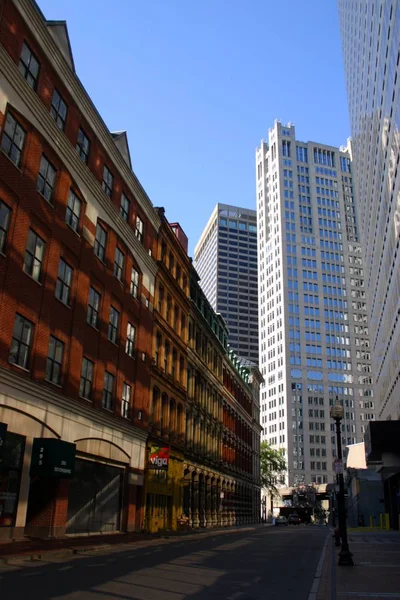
0 0 159 539
0 0 262 539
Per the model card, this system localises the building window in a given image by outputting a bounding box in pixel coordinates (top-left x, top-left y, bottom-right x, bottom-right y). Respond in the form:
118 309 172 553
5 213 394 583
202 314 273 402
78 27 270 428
130 267 139 298
37 155 56 203
56 258 73 306
94 223 107 262
126 322 136 357
65 189 81 232
45 335 64 385
120 193 130 221
108 306 119 344
76 127 90 163
135 216 144 242
1 112 25 168
113 247 125 281
0 201 11 254
122 383 131 419
50 89 67 131
23 229 45 282
9 314 34 369
102 165 114 198
102 371 114 410
19 42 40 90
155 332 162 366
79 357 94 400
87 286 101 329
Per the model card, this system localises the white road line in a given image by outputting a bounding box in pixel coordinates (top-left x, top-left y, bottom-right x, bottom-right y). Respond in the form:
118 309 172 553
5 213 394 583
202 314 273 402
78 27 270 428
308 535 329 600
338 594 400 598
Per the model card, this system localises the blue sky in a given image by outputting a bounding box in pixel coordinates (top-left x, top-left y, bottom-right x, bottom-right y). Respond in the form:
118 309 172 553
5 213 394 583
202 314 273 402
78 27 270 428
38 0 349 255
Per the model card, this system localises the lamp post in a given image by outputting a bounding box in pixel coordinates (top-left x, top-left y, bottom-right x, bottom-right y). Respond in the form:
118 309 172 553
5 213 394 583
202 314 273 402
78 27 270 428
330 399 354 566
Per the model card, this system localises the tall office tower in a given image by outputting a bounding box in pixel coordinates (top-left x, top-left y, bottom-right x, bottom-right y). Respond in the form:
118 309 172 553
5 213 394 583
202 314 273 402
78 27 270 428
256 120 375 487
338 1 400 422
194 204 259 365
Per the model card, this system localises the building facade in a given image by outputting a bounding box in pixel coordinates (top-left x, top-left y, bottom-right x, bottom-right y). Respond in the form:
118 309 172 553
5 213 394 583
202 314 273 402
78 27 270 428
0 0 160 539
256 120 375 487
338 0 400 422
194 203 259 365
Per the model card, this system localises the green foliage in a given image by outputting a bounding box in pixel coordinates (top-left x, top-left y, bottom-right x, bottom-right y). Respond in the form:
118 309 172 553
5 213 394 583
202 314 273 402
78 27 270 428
260 441 287 496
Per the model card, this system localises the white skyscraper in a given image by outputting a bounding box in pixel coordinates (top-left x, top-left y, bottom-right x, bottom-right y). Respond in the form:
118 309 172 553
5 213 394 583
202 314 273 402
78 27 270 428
256 120 375 486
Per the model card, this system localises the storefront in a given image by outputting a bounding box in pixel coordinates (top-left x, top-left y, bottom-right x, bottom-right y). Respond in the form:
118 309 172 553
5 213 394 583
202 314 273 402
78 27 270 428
0 425 24 529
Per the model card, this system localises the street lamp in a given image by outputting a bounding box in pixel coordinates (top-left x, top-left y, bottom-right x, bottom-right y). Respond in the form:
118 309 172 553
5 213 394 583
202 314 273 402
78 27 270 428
330 398 354 566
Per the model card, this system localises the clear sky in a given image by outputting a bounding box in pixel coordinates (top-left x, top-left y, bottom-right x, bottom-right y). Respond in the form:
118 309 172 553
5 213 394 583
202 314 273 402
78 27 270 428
37 0 349 255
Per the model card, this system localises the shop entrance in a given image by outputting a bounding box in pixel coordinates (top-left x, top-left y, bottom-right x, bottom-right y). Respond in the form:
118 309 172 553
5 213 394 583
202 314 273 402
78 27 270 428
66 459 124 534
0 432 24 529
145 493 172 532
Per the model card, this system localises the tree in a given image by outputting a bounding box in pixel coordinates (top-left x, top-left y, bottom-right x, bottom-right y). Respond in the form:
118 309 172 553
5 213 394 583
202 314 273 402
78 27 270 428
260 441 287 496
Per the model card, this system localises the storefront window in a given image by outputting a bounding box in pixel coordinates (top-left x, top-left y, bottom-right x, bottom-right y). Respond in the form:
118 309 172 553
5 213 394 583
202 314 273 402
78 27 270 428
0 432 25 527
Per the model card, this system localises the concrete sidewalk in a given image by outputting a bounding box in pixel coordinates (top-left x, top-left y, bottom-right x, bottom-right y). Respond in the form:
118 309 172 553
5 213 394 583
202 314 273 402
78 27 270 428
0 523 268 563
316 531 400 600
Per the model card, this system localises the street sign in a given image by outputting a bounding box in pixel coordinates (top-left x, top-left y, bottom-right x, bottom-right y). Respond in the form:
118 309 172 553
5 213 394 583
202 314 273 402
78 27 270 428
334 459 344 475
148 445 170 470
30 438 76 478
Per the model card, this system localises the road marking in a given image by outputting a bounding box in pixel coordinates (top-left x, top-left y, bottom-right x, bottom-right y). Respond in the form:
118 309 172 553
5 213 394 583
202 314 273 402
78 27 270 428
338 594 400 598
228 592 244 600
58 565 73 571
308 534 329 600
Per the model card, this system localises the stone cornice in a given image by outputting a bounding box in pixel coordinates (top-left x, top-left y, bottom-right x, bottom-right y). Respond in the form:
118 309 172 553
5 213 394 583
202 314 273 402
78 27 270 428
0 367 148 443
15 0 160 232
0 44 158 280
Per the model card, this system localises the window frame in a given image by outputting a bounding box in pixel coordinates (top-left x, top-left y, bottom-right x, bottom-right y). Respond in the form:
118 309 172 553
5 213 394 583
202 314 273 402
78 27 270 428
55 258 73 306
113 247 125 282
1 112 26 168
76 127 90 163
87 286 101 329
9 313 34 370
135 215 144 242
126 322 136 357
102 371 114 410
45 335 64 385
102 165 114 198
50 89 68 131
94 223 107 262
130 266 139 298
37 154 56 203
108 305 120 344
122 382 131 419
23 229 45 282
79 357 94 400
0 200 11 255
120 193 130 221
65 189 81 232
19 41 40 90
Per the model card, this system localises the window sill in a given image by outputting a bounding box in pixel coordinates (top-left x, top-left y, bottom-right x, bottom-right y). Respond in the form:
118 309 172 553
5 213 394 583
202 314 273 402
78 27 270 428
8 361 30 373
94 254 107 267
102 406 114 413
66 223 81 238
1 149 22 172
23 271 43 286
108 339 119 346
79 394 92 402
87 322 100 332
37 190 54 206
55 297 71 309
45 379 62 388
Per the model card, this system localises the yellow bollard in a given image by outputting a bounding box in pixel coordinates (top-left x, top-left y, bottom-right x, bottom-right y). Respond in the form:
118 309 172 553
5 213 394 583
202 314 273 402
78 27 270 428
380 514 383 529
385 513 390 530
369 515 373 528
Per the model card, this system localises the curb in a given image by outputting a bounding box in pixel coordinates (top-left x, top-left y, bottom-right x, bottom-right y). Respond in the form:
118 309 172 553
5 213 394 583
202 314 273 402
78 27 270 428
0 524 267 565
308 533 330 600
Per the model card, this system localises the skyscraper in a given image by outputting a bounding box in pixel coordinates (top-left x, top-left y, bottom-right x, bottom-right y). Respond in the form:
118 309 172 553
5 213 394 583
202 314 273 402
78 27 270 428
194 203 259 365
338 0 400 422
256 120 375 486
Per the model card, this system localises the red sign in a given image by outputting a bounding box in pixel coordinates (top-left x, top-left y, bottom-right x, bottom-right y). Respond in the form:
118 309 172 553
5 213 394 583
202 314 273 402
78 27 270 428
149 445 170 470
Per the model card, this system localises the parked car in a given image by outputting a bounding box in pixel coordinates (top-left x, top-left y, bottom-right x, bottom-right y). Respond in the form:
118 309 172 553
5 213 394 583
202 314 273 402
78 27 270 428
288 514 302 525
274 515 288 526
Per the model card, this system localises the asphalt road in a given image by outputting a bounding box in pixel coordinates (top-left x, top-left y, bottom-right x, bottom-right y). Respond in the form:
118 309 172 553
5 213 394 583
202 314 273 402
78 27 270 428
0 525 328 600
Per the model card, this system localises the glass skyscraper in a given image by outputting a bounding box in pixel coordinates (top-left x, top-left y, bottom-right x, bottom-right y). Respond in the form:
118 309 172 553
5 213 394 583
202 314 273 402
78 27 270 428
338 0 400 421
256 120 375 486
194 204 259 365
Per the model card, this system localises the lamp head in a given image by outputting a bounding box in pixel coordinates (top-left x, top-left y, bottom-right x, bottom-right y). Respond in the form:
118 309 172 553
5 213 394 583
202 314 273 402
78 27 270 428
330 403 344 420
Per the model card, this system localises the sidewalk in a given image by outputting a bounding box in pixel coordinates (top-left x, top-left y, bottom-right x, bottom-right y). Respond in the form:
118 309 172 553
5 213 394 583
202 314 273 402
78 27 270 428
0 523 267 563
316 530 400 600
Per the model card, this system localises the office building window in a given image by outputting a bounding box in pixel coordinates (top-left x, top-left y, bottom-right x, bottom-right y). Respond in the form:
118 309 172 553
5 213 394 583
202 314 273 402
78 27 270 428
108 306 119 344
55 258 73 305
19 42 40 89
0 201 11 254
114 247 125 281
87 286 101 329
50 89 67 130
45 335 64 385
126 322 136 357
120 193 130 221
23 229 45 282
1 112 25 167
79 357 94 400
76 128 90 163
102 371 114 410
135 216 144 242
122 383 131 419
9 314 34 369
102 165 114 197
130 267 139 298
37 155 56 203
65 189 81 232
94 223 107 261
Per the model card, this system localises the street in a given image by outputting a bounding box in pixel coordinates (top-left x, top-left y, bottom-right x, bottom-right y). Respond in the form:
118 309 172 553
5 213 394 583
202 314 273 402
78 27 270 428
0 526 328 600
